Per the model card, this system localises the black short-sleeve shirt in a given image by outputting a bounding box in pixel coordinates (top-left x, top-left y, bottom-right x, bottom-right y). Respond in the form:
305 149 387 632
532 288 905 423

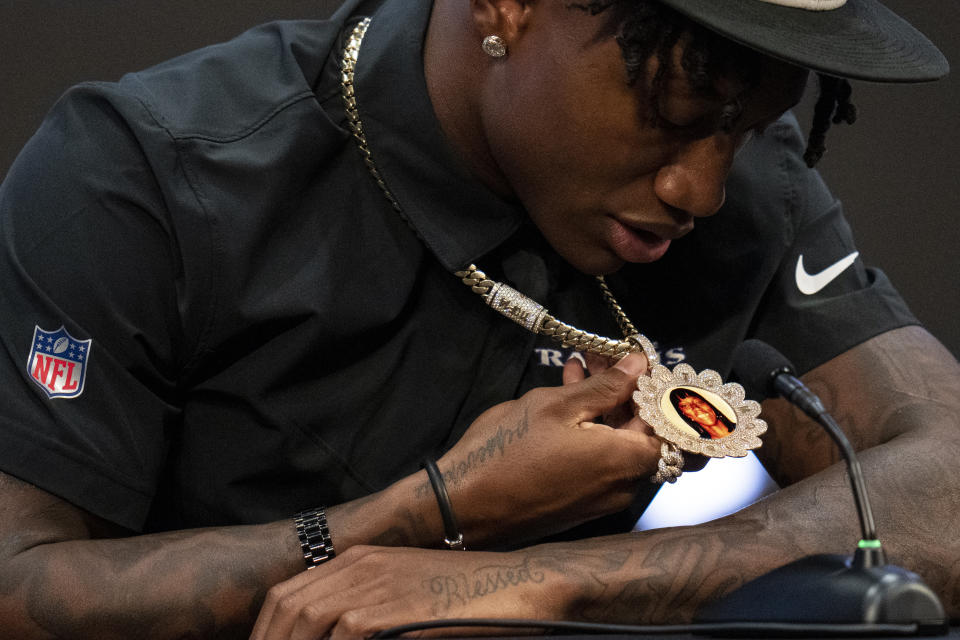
0 0 915 533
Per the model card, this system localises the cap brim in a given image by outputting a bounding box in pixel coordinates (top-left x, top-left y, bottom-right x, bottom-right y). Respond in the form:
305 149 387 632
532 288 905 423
655 0 948 82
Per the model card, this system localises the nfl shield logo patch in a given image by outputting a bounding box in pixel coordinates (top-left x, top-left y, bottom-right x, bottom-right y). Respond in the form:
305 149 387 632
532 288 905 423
27 326 92 399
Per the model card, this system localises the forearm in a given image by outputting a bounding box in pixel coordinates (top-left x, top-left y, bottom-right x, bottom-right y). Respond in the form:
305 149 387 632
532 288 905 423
0 472 442 640
533 419 960 625
242 440 952 640
2 521 301 640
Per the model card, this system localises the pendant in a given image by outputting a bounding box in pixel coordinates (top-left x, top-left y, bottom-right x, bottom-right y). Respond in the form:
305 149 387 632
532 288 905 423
632 361 766 459
456 267 767 459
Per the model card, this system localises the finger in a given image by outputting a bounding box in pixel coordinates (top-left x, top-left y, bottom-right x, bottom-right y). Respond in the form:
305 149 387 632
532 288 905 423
251 568 321 640
559 352 647 420
287 585 394 640
288 600 338 640
584 351 613 377
601 402 635 429
614 415 656 437
562 354 586 385
606 420 664 475
254 573 324 640
331 607 515 639
684 453 710 472
259 566 358 640
328 602 412 640
289 566 411 640
252 547 380 640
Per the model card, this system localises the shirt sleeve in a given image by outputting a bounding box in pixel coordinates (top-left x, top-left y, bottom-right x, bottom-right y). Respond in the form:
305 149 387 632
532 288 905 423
0 82 193 530
743 114 917 376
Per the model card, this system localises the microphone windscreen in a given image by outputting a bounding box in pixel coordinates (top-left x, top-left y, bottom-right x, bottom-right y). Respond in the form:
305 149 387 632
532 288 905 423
732 339 795 401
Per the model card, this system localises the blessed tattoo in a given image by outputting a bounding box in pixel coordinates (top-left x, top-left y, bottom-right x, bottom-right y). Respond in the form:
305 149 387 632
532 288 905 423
423 559 545 612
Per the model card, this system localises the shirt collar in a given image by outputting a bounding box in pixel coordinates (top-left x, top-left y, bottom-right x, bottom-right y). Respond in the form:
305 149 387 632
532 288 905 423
351 0 525 272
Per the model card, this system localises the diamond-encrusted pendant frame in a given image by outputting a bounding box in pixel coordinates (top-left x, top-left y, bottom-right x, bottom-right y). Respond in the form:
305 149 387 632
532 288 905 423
633 363 766 458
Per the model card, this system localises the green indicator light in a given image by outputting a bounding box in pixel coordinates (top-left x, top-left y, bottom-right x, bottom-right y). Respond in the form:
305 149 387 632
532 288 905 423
858 539 883 549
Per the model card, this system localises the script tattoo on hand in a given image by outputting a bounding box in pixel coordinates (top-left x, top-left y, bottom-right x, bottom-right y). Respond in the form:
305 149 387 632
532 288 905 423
422 549 632 617
423 558 545 613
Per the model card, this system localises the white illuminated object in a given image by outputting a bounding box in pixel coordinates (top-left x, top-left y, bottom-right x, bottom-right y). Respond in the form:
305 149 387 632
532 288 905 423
635 451 778 530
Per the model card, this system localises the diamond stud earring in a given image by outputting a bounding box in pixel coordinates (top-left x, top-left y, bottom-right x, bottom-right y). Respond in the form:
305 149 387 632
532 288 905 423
482 35 507 58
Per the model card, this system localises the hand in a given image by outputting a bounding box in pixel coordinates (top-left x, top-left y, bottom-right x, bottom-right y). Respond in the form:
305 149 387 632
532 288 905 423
564 353 708 474
562 352 639 429
250 545 582 640
435 353 662 547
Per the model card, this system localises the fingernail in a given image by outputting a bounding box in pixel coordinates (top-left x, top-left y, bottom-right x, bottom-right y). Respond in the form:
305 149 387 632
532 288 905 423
613 353 645 376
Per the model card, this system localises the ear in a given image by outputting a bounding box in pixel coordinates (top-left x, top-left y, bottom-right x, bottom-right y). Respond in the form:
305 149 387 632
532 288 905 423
470 0 535 42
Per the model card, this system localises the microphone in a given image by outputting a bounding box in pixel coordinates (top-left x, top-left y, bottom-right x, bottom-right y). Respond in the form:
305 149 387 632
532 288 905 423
733 339 882 564
694 339 946 634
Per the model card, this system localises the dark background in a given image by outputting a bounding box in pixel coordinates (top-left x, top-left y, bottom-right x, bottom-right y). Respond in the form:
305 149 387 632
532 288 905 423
2 0 957 357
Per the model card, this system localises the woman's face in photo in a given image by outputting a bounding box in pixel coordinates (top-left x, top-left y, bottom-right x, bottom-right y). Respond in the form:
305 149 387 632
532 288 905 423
678 395 718 427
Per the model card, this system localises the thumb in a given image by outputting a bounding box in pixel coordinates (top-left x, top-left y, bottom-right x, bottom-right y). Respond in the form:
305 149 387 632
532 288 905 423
560 353 647 421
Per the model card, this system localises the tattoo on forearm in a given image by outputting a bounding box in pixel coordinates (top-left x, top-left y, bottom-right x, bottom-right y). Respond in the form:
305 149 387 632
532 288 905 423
578 531 749 623
416 410 530 497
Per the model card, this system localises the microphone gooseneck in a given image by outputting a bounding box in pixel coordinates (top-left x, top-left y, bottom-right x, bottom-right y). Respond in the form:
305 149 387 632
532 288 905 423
732 339 881 565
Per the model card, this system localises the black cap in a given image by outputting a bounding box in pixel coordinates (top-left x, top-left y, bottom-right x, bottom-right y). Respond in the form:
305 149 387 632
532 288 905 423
655 0 948 82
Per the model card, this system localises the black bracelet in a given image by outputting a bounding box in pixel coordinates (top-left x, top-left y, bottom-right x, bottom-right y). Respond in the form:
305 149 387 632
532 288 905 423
293 507 336 570
421 458 465 550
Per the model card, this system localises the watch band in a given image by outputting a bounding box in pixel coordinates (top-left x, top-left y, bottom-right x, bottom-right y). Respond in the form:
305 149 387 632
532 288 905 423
293 507 336 569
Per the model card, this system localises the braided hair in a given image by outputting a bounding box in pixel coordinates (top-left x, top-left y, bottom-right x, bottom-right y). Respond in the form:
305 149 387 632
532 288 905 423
567 0 856 167
804 74 857 166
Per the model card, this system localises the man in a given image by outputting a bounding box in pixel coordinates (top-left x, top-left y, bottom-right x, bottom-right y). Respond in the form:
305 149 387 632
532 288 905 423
0 0 956 638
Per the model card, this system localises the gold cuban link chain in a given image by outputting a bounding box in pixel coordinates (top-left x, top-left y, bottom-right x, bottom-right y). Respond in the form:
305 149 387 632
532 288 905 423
340 17 659 368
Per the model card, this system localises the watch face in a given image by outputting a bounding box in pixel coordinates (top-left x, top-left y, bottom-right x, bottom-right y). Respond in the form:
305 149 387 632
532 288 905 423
634 363 766 458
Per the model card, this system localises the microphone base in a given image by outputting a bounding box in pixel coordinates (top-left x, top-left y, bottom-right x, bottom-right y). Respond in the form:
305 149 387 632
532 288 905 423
694 554 947 635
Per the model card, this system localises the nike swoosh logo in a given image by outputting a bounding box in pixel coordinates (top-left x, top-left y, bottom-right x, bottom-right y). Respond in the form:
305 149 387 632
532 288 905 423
795 251 860 295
